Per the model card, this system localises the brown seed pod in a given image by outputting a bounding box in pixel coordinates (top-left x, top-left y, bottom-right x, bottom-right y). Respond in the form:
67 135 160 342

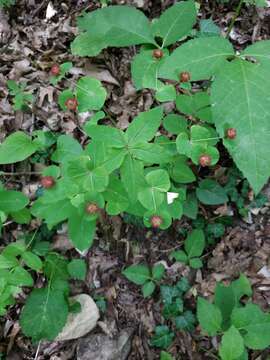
199 154 212 167
153 49 164 59
41 176 55 189
226 128 237 139
85 203 99 214
179 71 191 82
151 215 163 228
50 64 60 76
65 98 78 111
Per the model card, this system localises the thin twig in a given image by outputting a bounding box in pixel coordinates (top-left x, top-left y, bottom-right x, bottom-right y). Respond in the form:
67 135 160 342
0 171 42 176
226 0 244 38
34 341 41 360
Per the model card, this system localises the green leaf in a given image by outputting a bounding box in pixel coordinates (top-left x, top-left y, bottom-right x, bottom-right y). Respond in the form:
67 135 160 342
104 176 129 215
199 19 221 38
189 257 203 268
76 77 107 112
71 6 155 56
51 135 83 163
152 263 165 281
170 158 196 184
219 326 245 360
58 89 74 110
231 303 270 349
138 187 165 211
20 287 68 341
145 169 170 192
67 259 87 280
184 229 205 258
196 179 228 205
214 283 236 329
231 274 252 302
163 114 187 134
170 250 188 264
0 190 29 213
241 40 270 66
175 311 196 331
126 107 163 146
120 156 144 203
8 266 33 287
122 264 150 285
183 192 198 219
131 49 167 90
131 142 173 164
197 297 222 336
156 84 176 102
85 125 125 148
152 0 197 48
160 351 174 360
150 325 174 349
0 254 18 269
142 281 156 297
68 212 96 251
212 58 270 194
159 37 234 81
22 252 43 271
50 62 73 85
0 132 38 164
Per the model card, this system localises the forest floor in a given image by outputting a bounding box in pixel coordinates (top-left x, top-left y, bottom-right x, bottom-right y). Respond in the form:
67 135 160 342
1 0 270 359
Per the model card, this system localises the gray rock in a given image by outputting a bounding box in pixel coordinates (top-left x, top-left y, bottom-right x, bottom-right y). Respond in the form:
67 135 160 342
77 328 134 360
56 294 99 341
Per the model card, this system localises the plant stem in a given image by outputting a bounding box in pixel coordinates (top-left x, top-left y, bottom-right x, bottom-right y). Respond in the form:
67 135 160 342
0 171 42 176
226 0 244 38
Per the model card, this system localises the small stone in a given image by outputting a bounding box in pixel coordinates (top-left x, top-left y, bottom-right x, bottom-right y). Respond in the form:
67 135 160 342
56 294 99 341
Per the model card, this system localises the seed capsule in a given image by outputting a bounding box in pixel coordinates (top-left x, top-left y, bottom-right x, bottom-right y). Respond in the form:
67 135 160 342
199 154 212 167
41 176 55 189
153 49 164 59
85 203 99 214
65 98 78 111
179 71 191 82
50 64 60 76
151 215 163 228
226 128 237 139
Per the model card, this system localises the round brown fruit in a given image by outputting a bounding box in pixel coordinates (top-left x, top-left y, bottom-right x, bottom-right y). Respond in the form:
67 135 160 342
85 203 99 214
153 49 164 59
179 71 191 82
199 154 212 167
226 128 237 139
151 215 163 228
65 98 78 111
41 176 55 189
50 64 60 76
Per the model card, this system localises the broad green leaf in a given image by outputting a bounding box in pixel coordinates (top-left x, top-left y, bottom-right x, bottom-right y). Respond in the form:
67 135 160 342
85 125 125 148
183 192 198 219
0 190 29 213
8 266 33 287
170 250 188 264
2 242 26 257
214 283 236 329
145 169 170 192
184 229 205 258
126 107 163 146
67 259 87 280
211 58 270 194
156 84 176 102
142 281 156 297
170 158 195 184
159 37 234 81
175 311 196 331
71 6 156 56
197 297 222 336
0 132 38 164
231 303 270 349
152 0 196 47
58 89 74 110
122 264 150 285
131 143 173 164
22 252 43 271
120 156 144 203
163 114 187 134
160 351 174 360
31 198 73 228
68 212 96 251
0 254 18 269
231 274 252 302
150 325 174 349
189 257 203 268
131 49 166 90
76 77 107 112
199 19 221 38
20 287 68 341
219 326 244 360
138 187 165 211
51 135 83 163
196 179 228 205
241 40 270 66
104 176 129 215
152 263 165 281
176 93 213 122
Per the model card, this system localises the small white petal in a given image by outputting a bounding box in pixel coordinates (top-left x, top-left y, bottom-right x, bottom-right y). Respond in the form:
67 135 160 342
167 192 179 204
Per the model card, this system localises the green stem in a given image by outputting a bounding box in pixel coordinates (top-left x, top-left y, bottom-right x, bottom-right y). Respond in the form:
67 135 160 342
226 0 244 38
